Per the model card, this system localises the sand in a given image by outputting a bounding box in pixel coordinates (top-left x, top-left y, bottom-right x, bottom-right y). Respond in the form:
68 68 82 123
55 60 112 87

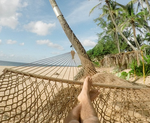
0 66 13 75
0 66 150 122
95 67 150 86
0 66 150 86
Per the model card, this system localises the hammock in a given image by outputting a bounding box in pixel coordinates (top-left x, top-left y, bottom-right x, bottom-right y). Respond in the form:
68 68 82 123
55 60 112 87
0 51 150 123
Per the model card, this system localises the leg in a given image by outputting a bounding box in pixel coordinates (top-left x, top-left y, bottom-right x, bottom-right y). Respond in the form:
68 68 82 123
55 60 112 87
64 89 99 123
63 103 81 123
78 76 100 123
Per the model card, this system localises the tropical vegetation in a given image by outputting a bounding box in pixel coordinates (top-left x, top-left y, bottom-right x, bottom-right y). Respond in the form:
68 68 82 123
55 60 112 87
87 0 150 61
129 55 150 76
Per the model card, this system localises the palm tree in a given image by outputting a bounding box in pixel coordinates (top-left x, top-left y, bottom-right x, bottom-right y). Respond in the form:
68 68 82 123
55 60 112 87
92 2 121 53
131 0 150 32
95 18 121 53
105 0 138 51
90 0 137 51
49 0 97 76
118 2 149 50
119 2 142 50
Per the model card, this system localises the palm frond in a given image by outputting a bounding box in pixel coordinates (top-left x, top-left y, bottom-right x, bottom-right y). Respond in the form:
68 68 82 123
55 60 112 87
99 13 106 18
119 21 129 31
128 0 138 4
136 2 141 12
136 27 144 33
89 2 102 15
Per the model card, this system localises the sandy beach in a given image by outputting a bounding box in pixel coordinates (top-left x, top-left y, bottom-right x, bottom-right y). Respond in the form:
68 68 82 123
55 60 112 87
0 65 82 122
1 65 150 85
0 66 150 122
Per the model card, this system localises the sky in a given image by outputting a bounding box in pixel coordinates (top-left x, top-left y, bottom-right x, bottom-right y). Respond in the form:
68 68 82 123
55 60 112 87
0 0 131 63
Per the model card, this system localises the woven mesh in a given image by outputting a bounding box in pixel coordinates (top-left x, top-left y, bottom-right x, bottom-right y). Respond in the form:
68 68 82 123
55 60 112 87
0 52 150 123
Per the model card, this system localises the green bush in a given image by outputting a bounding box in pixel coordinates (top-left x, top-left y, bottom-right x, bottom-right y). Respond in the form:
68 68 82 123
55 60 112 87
129 55 150 77
93 61 100 67
120 71 128 79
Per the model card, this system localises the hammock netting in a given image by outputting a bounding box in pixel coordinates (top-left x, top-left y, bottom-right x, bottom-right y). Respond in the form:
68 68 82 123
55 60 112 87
0 51 150 123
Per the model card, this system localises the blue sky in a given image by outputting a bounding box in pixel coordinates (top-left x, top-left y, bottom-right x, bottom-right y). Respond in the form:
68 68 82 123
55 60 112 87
0 0 131 63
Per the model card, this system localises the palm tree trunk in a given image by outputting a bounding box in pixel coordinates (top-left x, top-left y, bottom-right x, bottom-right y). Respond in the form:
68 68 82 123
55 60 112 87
131 23 141 50
113 13 120 53
49 0 97 76
105 0 137 51
115 31 120 53
114 16 120 53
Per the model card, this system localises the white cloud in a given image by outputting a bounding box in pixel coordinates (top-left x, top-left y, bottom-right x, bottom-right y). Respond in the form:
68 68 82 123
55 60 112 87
36 40 64 50
36 40 49 44
0 0 28 29
20 42 24 46
0 15 19 29
66 0 100 24
0 39 2 44
24 21 55 36
80 35 98 48
7 39 17 44
82 39 96 47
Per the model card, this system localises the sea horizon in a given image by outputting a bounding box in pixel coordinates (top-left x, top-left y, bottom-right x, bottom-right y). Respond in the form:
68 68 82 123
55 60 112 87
0 60 80 67
0 60 28 66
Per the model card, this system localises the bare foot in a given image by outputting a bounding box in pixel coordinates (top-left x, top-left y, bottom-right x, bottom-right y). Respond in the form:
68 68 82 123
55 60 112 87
89 90 100 101
78 76 92 102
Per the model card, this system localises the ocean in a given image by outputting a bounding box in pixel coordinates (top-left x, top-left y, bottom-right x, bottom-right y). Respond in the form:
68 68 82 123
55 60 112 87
0 60 27 66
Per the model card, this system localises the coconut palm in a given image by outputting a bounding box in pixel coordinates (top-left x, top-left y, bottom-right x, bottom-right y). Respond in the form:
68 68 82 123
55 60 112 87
119 2 141 49
122 0 150 33
118 2 149 50
108 22 121 53
95 2 121 53
136 0 150 32
49 0 97 76
90 0 137 51
94 16 121 53
105 0 140 51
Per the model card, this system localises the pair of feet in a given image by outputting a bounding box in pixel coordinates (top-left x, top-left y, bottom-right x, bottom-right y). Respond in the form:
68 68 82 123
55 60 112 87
78 76 99 102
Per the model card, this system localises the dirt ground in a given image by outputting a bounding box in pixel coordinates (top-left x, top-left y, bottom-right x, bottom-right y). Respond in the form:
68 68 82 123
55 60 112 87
95 67 150 87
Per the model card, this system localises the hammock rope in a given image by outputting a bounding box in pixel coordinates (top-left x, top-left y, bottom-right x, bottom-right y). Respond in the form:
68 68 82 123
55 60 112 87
0 51 150 123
